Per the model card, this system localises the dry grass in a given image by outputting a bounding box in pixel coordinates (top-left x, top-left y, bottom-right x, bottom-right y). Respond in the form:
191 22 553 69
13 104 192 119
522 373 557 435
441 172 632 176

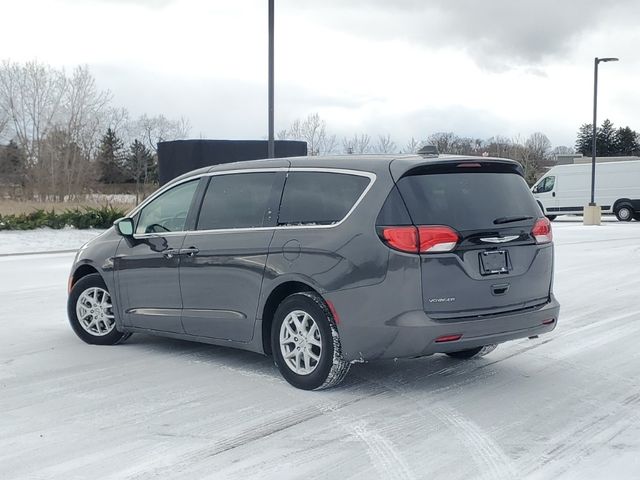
0 200 136 216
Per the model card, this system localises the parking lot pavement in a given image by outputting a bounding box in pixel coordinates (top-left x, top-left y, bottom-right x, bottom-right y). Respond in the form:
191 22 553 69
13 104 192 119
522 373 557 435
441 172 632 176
1 221 640 479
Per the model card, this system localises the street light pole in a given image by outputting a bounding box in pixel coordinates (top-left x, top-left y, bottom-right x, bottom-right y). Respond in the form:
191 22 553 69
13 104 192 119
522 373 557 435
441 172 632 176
585 56 618 225
590 57 599 206
267 0 275 159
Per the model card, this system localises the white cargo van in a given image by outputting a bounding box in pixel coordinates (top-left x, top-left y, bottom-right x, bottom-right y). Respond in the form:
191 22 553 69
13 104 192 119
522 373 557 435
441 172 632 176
532 161 640 221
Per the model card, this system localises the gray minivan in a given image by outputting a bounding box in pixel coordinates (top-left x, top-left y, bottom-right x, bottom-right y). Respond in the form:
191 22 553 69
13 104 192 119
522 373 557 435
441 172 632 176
67 154 560 390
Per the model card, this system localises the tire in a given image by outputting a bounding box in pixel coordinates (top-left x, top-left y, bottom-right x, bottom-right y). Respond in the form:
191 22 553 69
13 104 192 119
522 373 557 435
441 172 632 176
445 344 497 359
67 273 131 345
615 204 633 222
271 292 350 390
545 215 557 221
634 214 640 221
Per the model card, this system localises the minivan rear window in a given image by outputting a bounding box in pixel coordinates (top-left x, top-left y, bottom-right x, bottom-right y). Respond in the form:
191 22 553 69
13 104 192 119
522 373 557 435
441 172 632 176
397 171 540 231
278 172 370 225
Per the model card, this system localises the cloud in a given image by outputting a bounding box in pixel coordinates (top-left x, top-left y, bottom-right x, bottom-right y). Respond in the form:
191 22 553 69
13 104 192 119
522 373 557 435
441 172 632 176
69 0 177 7
284 0 639 70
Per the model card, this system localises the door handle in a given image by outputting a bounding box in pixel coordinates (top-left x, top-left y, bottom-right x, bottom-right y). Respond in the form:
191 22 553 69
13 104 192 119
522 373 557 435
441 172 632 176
180 247 200 257
163 248 180 259
552 192 556 197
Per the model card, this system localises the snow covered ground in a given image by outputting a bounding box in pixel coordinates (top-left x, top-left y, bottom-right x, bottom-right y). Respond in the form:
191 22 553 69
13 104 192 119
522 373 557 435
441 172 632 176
1 221 640 479
0 227 105 255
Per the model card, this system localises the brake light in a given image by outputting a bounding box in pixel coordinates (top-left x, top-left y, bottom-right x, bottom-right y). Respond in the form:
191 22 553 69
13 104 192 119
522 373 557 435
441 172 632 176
381 226 419 253
380 225 459 253
532 218 553 244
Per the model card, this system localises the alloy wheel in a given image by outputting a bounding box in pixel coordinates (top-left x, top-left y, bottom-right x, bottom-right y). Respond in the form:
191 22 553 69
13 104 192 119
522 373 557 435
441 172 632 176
76 287 116 336
279 310 322 375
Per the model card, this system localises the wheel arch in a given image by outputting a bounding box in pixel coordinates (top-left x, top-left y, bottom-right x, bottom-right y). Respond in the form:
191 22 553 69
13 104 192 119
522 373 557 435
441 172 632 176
613 198 633 211
260 280 320 356
69 263 100 291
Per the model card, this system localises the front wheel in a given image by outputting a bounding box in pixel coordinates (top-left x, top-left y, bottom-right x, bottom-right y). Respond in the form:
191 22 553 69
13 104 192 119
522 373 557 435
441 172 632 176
615 204 634 222
67 273 131 345
445 344 497 359
271 292 350 390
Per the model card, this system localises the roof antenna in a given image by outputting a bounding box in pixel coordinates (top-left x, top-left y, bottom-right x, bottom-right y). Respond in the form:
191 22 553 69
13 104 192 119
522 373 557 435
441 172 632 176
417 145 439 158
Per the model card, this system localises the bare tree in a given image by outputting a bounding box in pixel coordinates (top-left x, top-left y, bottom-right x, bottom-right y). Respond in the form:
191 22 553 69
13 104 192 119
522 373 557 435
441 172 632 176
427 132 459 154
280 113 337 155
0 109 8 141
0 60 66 162
0 62 116 197
402 137 422 154
521 132 552 184
551 145 574 156
342 133 371 154
130 114 191 153
374 134 397 154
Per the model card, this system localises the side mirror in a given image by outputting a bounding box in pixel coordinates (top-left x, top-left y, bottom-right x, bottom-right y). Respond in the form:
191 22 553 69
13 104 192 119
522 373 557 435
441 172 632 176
114 217 135 237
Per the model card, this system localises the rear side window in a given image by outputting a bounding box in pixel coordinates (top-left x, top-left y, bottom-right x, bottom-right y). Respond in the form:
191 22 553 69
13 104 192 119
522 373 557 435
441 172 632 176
197 172 280 230
397 171 540 231
278 172 370 225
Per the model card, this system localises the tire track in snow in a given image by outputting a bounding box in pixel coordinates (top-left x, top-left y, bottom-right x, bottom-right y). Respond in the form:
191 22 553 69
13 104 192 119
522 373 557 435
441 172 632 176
314 395 417 480
125 386 390 479
349 421 417 480
522 390 640 479
430 404 517 480
354 369 517 480
469 307 640 375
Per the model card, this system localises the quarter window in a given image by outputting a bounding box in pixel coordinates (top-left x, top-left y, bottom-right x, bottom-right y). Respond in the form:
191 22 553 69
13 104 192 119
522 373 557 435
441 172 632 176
136 180 199 234
197 172 280 230
278 172 370 225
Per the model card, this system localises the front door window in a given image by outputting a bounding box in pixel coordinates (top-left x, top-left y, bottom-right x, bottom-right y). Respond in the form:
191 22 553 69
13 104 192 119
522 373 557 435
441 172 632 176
136 180 199 234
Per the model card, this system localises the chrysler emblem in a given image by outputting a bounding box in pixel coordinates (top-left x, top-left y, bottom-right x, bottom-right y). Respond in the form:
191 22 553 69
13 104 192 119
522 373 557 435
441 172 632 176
480 235 519 244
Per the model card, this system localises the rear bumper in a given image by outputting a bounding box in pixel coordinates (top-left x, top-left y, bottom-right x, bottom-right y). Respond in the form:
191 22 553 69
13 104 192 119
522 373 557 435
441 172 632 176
334 295 560 361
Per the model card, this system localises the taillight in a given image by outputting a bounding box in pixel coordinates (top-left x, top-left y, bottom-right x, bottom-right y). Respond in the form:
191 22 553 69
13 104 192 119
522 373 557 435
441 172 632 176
532 218 553 244
417 226 459 252
381 226 419 253
380 225 459 253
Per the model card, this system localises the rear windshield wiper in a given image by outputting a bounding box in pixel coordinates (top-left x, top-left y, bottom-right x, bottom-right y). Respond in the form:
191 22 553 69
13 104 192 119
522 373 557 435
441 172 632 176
493 215 534 225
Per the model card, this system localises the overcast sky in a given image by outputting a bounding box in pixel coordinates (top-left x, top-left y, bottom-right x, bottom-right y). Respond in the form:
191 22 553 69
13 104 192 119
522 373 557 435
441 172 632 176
3 0 639 148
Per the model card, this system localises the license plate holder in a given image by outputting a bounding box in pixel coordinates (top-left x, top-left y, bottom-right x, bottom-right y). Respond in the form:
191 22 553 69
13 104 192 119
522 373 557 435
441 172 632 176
480 250 509 275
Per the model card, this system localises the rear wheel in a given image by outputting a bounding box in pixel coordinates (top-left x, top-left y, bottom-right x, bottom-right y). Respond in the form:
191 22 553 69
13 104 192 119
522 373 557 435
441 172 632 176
271 292 350 390
68 273 131 345
634 214 640 221
615 204 634 222
445 344 497 359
